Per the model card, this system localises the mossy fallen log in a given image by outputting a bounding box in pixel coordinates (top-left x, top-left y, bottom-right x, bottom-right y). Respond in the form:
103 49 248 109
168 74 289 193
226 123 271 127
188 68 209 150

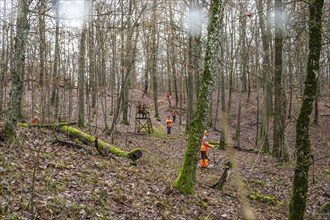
18 123 142 161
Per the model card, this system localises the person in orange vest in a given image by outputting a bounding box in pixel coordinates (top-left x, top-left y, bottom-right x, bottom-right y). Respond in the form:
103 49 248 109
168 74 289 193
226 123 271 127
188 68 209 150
200 130 214 168
31 116 41 124
166 115 172 134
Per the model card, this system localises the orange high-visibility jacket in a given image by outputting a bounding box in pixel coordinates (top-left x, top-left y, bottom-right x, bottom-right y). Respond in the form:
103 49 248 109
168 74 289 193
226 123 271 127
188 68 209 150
200 136 212 152
31 118 40 124
166 119 172 127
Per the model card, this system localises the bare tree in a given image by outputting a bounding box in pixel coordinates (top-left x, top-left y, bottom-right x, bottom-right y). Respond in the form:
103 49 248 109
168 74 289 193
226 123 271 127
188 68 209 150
50 0 61 121
257 0 271 153
273 0 289 162
151 0 160 119
0 0 8 114
2 0 29 140
77 0 89 127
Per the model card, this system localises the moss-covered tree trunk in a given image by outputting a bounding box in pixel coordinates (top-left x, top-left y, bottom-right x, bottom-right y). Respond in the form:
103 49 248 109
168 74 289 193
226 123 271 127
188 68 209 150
186 36 194 131
288 0 324 219
18 123 142 161
2 0 29 141
173 0 224 195
59 126 142 161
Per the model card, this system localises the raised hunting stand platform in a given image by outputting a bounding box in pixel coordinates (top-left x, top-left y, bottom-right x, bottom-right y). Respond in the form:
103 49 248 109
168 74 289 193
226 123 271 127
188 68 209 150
135 105 153 134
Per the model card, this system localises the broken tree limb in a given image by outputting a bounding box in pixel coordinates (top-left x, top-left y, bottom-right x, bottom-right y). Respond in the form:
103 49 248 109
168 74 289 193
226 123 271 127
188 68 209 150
18 122 76 128
51 139 87 151
18 123 142 161
211 162 232 190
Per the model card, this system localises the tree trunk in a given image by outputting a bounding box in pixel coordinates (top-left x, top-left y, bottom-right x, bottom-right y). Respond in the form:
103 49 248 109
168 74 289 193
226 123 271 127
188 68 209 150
38 0 46 86
236 85 242 147
77 0 88 128
173 0 224 195
38 0 47 122
257 0 271 153
2 0 29 141
273 0 289 162
236 3 247 147
51 0 60 121
151 0 159 119
0 0 7 114
186 36 194 131
121 1 132 126
169 2 179 107
88 0 96 109
288 0 324 219
287 47 293 120
313 79 319 124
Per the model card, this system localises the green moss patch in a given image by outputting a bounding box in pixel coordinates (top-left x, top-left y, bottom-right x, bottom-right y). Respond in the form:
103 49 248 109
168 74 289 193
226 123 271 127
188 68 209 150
209 141 224 150
323 169 330 175
320 202 330 214
148 127 165 139
248 193 283 205
198 198 209 209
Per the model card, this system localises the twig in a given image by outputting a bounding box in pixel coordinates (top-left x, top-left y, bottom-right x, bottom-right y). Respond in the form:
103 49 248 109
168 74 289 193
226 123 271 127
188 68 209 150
30 138 46 219
211 162 232 189
247 139 265 180
313 154 330 162
95 137 104 156
95 137 116 160
51 139 88 151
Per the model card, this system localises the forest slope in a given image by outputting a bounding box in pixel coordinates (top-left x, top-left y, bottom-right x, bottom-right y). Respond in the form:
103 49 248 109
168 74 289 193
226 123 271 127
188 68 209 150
0 89 329 220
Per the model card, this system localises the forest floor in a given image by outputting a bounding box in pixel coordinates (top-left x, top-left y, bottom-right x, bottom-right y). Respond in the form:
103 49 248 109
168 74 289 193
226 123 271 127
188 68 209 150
0 89 329 220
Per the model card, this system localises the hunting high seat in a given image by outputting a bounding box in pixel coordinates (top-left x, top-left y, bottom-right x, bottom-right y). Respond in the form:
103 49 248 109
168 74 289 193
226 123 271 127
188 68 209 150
135 105 153 134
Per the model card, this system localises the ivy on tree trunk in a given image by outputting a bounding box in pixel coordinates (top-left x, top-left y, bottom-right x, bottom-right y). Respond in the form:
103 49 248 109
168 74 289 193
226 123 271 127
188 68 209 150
173 0 224 195
288 0 324 219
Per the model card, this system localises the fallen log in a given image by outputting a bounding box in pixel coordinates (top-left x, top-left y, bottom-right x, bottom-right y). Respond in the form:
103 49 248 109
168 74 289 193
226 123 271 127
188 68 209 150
18 123 142 161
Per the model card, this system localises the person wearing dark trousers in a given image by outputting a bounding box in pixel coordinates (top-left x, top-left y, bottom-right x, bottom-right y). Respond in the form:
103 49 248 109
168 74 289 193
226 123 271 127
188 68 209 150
166 115 172 134
200 130 214 168
172 110 177 123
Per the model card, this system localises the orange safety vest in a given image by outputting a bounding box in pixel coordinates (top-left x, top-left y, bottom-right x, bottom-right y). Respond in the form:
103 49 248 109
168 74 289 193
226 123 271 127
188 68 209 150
32 118 40 124
200 136 211 152
166 119 172 127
